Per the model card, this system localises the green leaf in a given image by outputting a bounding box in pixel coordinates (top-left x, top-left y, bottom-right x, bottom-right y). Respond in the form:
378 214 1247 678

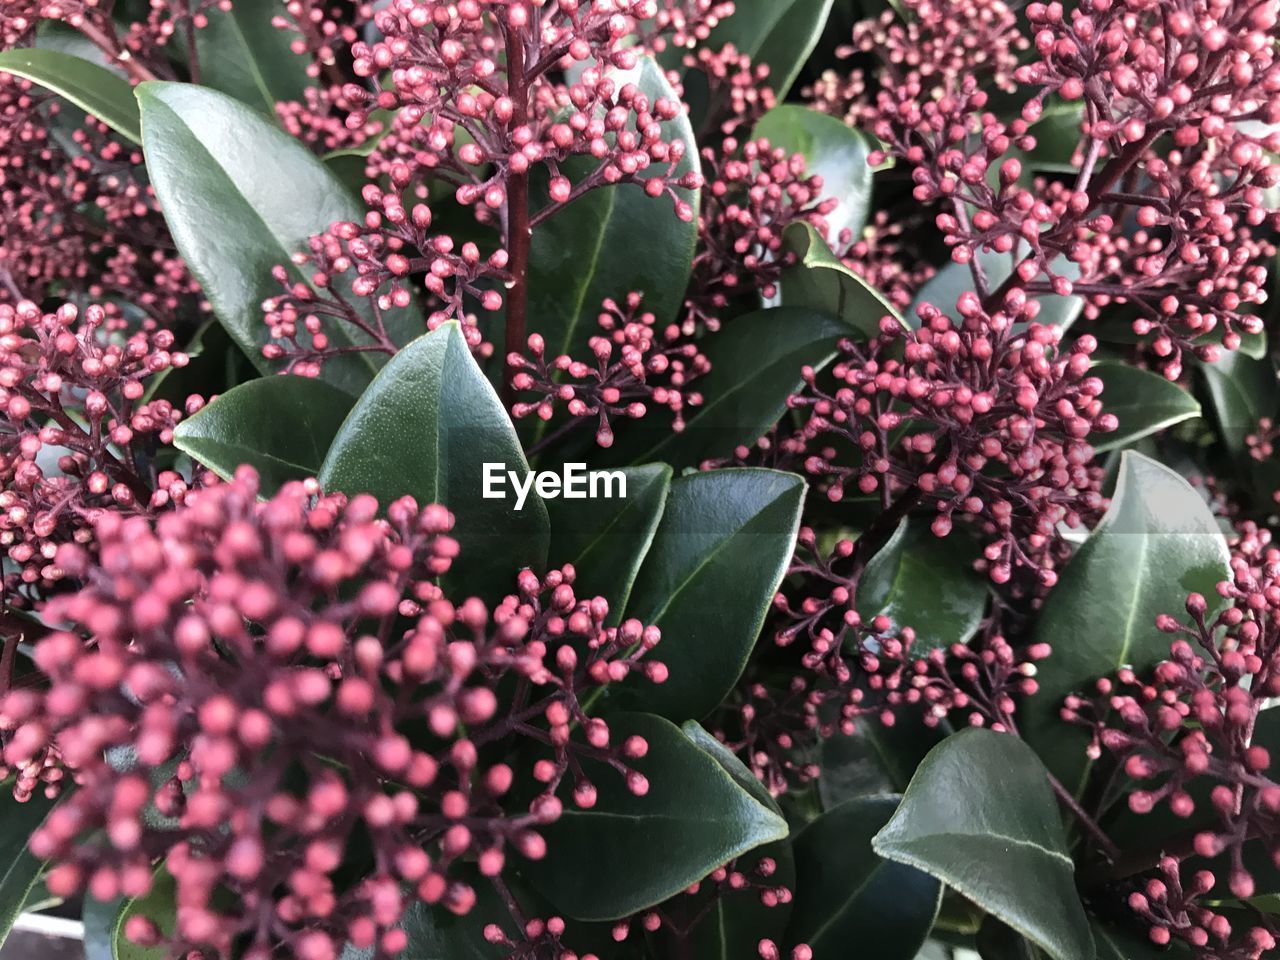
873 729 1094 960
1022 452 1230 794
112 867 173 960
616 469 806 720
819 716 948 808
318 322 550 601
909 248 1082 332
172 376 355 493
856 517 988 650
789 795 942 959
780 223 905 338
523 712 788 920
547 464 670 619
1090 362 1202 453
194 0 314 116
702 0 837 99
1200 351 1280 459
655 722 796 960
0 48 140 143
1023 101 1083 173
137 81 420 396
754 105 874 244
608 306 848 468
527 57 699 362
0 790 58 948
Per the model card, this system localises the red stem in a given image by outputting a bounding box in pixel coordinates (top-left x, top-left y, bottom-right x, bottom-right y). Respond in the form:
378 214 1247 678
502 23 531 407
77 19 159 84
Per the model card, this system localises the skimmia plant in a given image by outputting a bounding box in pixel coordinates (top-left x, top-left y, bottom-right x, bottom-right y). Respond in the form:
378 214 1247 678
2 1 1280 959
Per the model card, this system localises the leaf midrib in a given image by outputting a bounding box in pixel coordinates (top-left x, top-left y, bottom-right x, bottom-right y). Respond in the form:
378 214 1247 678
637 483 793 626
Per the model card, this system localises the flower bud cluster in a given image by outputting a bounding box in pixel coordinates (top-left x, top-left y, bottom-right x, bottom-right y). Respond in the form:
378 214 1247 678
807 0 1027 127
0 77 202 322
0 468 665 959
0 301 191 601
684 138 837 333
509 292 709 448
1067 524 1280 955
261 0 705 373
789 294 1114 587
726 528 1046 794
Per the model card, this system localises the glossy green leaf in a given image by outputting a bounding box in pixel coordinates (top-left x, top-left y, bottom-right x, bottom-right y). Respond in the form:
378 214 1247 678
1090 362 1202 453
616 469 806 720
819 716 948 809
1023 452 1230 794
0 48 140 143
609 307 848 468
138 81 420 395
112 868 172 960
780 223 905 337
856 517 988 650
0 790 57 948
654 722 796 960
547 464 670 619
1023 101 1083 173
754 105 874 244
701 0 837 99
318 322 550 600
527 57 699 362
909 248 1082 332
173 376 354 493
873 729 1094 960
1200 351 1280 459
790 795 942 959
194 0 314 116
524 713 788 920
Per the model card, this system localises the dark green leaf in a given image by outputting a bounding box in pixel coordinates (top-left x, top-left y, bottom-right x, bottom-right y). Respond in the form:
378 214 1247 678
547 463 670 619
318 322 550 601
194 0 314 116
819 716 948 808
1199 351 1279 459
909 248 1082 332
1090 362 1201 453
0 790 57 948
780 223 904 338
608 307 848 468
138 81 421 395
1022 452 1230 795
616 469 806 720
754 105 874 243
702 0 837 99
112 867 172 960
0 48 140 142
789 795 941 959
172 376 354 493
655 722 796 960
873 729 1094 960
856 517 988 650
1024 101 1083 174
527 57 698 362
523 713 788 920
